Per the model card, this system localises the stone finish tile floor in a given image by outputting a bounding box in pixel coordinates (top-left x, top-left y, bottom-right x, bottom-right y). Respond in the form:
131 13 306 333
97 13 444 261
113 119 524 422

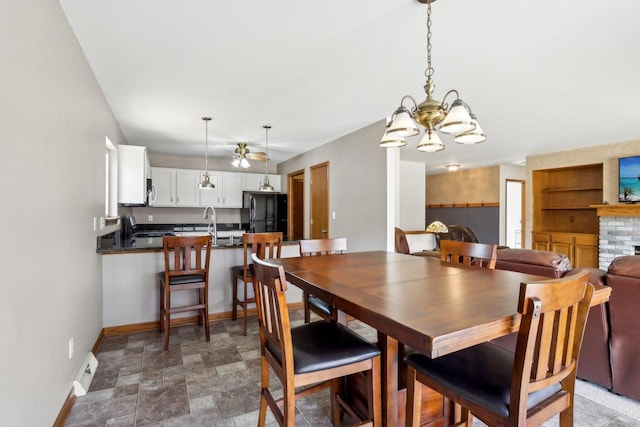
65 310 640 427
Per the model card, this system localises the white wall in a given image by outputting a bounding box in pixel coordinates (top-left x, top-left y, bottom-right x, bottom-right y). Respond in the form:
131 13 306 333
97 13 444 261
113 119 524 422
0 2 125 424
399 161 426 230
277 121 388 252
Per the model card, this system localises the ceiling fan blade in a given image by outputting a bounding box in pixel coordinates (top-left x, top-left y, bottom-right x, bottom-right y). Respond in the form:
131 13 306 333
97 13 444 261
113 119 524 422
247 153 268 161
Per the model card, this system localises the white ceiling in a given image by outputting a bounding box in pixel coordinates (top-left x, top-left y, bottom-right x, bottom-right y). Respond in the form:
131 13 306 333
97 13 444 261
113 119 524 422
59 0 640 174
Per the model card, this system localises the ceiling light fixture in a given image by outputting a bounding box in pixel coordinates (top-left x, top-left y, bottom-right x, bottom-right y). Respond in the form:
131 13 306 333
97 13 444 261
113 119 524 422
446 163 460 172
199 117 215 189
258 125 274 192
231 143 251 169
380 0 486 152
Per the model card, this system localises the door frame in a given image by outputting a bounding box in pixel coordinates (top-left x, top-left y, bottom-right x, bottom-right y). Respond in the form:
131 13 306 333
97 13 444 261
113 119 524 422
287 169 305 241
505 179 526 248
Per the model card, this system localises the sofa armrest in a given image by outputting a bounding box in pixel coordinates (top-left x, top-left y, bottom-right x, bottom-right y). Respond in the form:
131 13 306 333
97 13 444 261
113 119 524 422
495 248 571 278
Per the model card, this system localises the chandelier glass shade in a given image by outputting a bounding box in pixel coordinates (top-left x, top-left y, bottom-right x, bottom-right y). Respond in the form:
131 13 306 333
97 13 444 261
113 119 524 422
199 116 216 190
380 0 485 151
231 143 251 169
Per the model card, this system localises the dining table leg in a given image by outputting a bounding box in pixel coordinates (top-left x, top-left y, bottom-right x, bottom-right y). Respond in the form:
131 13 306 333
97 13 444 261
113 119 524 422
378 331 399 427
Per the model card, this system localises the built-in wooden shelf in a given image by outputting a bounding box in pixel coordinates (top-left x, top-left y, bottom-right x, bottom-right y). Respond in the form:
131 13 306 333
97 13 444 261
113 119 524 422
541 187 602 193
591 204 640 217
541 207 597 210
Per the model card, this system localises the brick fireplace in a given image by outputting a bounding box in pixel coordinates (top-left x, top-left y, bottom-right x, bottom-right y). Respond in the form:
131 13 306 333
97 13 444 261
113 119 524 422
595 204 640 270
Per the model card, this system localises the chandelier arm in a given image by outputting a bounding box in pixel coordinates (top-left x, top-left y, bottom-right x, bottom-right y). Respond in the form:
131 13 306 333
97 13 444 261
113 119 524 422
400 95 419 112
440 89 460 111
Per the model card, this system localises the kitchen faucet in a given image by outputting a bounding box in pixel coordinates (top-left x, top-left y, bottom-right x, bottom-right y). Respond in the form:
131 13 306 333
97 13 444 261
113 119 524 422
203 205 217 245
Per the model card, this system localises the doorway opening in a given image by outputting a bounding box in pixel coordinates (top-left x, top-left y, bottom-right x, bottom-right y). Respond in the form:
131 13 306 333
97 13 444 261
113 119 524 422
287 170 305 241
505 179 525 248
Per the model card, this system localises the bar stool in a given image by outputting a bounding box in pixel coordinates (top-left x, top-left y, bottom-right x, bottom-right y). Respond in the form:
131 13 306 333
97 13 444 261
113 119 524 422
159 235 212 350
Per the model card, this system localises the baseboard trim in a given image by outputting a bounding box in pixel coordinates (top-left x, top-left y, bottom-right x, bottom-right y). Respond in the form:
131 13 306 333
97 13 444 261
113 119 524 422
102 302 304 337
52 388 76 427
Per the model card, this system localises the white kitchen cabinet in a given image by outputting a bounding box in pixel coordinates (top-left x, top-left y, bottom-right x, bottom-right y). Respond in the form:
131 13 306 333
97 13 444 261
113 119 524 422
200 172 243 208
243 173 282 192
199 172 221 207
176 169 201 207
150 167 175 207
118 145 150 205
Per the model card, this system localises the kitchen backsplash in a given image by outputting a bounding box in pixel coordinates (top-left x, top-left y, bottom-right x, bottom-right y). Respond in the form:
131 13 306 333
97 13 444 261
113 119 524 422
120 206 243 225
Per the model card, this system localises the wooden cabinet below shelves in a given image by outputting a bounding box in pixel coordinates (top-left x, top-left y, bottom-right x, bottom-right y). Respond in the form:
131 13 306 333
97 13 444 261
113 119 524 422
531 231 598 268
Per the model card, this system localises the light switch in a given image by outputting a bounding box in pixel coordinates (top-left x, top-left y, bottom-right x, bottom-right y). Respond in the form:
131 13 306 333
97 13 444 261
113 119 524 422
332 211 336 220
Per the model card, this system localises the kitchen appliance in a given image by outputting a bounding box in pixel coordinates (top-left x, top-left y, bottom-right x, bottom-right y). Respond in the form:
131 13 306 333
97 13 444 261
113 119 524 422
241 192 287 239
122 215 137 240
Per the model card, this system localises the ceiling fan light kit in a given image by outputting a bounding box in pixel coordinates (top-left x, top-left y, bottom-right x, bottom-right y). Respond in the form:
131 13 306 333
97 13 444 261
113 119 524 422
199 116 216 189
381 0 486 151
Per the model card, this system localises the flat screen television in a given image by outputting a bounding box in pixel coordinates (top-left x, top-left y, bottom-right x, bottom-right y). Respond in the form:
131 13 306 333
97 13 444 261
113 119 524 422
619 155 640 203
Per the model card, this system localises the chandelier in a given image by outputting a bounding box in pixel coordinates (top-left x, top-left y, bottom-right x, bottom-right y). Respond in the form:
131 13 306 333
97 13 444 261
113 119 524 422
380 0 486 152
231 143 251 169
199 116 215 189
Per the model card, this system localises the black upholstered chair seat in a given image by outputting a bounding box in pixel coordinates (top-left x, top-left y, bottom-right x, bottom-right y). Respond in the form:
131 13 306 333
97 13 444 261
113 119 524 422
405 343 561 418
230 264 253 277
158 272 206 286
267 320 380 375
307 295 333 318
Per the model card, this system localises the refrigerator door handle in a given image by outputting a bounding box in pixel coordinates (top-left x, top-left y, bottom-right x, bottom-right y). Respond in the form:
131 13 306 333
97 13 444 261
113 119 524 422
251 196 256 220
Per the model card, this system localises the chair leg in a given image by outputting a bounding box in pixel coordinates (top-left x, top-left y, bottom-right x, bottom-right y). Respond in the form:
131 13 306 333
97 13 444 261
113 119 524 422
371 356 382 427
163 289 171 351
242 280 249 336
258 356 270 427
231 271 238 321
303 291 311 323
406 365 421 427
283 382 296 426
203 287 210 342
159 282 165 333
330 377 342 426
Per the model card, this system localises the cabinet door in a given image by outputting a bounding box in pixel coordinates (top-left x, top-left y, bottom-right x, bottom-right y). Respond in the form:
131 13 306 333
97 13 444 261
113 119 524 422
199 172 221 207
551 233 573 265
574 234 599 268
150 167 175 207
222 173 243 207
532 232 550 251
118 145 148 205
176 169 201 207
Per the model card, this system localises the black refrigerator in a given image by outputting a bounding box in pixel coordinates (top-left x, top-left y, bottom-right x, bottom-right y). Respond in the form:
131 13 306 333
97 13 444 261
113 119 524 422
241 192 288 239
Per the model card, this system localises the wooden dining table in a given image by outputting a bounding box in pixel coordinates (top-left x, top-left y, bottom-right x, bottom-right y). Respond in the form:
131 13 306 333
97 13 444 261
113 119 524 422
271 250 611 427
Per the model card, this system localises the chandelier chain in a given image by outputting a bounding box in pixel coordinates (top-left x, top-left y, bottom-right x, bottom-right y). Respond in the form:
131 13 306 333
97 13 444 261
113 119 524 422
425 1 434 79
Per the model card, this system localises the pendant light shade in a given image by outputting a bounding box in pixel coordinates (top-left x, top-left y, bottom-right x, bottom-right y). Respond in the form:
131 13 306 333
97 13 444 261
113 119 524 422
454 114 486 144
199 117 215 190
416 130 444 152
259 125 275 192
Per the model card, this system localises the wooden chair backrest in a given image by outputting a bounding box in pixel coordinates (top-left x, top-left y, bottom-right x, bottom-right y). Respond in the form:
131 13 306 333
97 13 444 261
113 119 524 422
440 240 498 269
251 253 293 373
299 238 347 257
162 235 212 279
394 228 410 254
242 232 283 278
510 271 593 424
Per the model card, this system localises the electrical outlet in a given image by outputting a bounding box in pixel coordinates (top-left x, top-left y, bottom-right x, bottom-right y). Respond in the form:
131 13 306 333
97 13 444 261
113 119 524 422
93 217 97 231
148 215 153 222
99 217 106 229
68 337 74 359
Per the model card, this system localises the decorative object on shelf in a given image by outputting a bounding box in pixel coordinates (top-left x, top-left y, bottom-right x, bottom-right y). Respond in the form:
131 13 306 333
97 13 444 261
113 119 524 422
199 117 215 189
426 220 449 249
380 0 486 152
259 125 274 192
446 163 460 172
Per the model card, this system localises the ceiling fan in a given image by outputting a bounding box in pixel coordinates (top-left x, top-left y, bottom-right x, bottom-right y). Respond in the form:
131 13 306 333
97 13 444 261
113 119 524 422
231 142 268 169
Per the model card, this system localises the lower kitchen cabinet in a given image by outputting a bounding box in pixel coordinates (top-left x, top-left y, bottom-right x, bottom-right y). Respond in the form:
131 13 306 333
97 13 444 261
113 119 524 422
531 231 598 268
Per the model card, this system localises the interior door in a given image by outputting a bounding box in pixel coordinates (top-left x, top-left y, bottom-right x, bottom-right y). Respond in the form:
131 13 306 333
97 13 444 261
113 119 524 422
288 170 305 241
310 162 329 239
505 179 525 248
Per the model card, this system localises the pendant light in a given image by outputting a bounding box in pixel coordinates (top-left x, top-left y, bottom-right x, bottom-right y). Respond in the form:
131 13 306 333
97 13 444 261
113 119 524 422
259 125 274 192
380 0 486 151
199 116 215 189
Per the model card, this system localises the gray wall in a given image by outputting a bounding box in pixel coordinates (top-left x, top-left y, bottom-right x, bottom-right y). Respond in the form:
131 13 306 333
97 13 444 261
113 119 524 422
277 122 387 252
0 2 125 424
426 207 500 245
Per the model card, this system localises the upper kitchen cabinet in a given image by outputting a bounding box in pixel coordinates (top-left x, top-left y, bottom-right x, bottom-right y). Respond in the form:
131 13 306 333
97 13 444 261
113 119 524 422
200 172 243 208
244 173 282 192
150 167 201 207
118 145 150 206
150 167 175 206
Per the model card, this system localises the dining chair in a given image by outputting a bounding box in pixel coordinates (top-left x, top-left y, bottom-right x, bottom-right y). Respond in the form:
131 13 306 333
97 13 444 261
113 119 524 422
159 235 212 350
251 253 381 427
299 237 348 323
230 232 283 336
404 270 593 427
440 239 498 269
